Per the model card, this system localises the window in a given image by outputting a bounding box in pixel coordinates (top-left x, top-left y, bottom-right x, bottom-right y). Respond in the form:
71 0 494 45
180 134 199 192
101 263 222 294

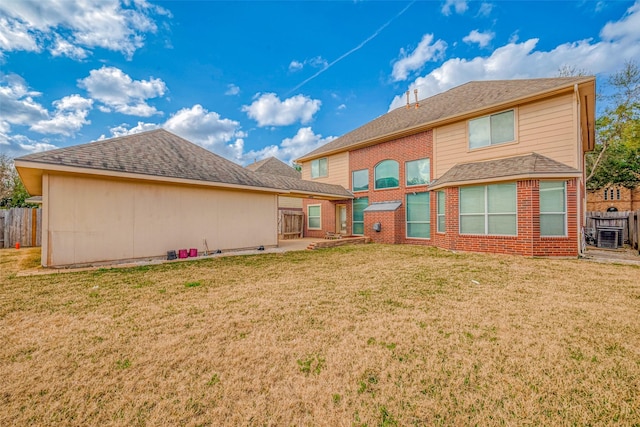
604 189 608 200
352 169 369 192
311 158 327 178
352 198 368 235
307 205 321 230
459 183 517 235
437 191 446 233
610 189 614 200
617 188 621 200
374 160 399 189
406 158 430 186
540 181 566 236
406 192 430 239
469 110 515 149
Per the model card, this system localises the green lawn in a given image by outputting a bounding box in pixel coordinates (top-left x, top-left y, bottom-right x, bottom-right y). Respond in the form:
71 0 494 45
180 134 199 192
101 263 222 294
1 245 639 426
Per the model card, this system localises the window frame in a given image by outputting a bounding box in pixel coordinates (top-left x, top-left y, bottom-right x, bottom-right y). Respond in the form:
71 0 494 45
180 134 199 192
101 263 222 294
459 183 517 236
352 169 369 192
352 197 368 236
539 181 567 237
307 204 322 230
405 158 430 187
436 190 446 233
468 109 516 150
311 158 327 179
374 159 400 190
406 192 431 239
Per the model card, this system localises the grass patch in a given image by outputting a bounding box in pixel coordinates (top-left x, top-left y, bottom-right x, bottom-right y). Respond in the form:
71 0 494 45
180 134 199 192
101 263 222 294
0 245 639 425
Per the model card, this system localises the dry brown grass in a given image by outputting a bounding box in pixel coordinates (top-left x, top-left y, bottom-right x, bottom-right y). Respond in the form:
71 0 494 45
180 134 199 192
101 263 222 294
1 245 639 426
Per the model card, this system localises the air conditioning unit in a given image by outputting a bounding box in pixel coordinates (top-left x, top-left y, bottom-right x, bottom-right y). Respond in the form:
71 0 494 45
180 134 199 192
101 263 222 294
597 229 619 249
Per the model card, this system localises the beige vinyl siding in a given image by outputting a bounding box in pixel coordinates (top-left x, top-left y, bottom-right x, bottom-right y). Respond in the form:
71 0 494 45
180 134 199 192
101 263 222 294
278 195 303 209
434 94 578 179
301 152 349 187
44 174 277 267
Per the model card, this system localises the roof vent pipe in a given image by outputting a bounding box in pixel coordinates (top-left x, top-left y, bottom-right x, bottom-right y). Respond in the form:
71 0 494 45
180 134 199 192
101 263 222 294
414 89 419 108
405 90 410 109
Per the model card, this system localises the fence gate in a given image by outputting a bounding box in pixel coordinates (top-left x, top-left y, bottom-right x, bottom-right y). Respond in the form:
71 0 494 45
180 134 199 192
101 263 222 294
279 210 303 239
0 208 42 248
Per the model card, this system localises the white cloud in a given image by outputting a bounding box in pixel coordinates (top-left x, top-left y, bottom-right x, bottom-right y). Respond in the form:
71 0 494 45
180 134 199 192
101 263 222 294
225 83 240 96
18 140 59 154
0 74 48 128
30 95 93 136
391 34 447 81
463 30 495 48
108 105 246 161
389 2 640 110
477 2 493 17
441 0 468 16
0 16 39 53
108 121 160 138
242 93 321 127
0 0 169 60
289 60 304 72
50 36 89 60
337 104 346 110
288 56 328 72
243 127 335 166
78 66 166 116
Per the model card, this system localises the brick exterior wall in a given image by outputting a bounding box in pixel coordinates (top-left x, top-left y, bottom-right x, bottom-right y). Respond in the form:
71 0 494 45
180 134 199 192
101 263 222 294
302 199 352 238
301 128 581 257
587 186 640 212
350 131 433 245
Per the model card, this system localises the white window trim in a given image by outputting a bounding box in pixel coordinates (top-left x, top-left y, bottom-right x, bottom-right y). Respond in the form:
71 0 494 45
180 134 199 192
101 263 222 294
352 169 369 192
406 192 431 240
467 108 518 151
436 191 445 233
459 184 518 236
405 158 431 187
540 181 567 237
311 158 327 179
307 204 322 230
374 159 400 190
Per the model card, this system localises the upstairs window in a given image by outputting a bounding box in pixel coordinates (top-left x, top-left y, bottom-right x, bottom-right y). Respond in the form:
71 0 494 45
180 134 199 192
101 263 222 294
352 169 369 192
374 160 399 189
406 158 430 186
311 158 327 178
469 110 515 149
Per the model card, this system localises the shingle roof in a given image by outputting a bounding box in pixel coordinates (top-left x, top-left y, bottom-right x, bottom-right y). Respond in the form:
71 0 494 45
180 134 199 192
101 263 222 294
245 156 302 179
429 153 581 190
298 76 594 161
16 129 352 199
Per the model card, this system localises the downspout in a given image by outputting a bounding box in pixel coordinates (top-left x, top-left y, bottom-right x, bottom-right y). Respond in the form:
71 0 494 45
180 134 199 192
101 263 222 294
575 83 586 257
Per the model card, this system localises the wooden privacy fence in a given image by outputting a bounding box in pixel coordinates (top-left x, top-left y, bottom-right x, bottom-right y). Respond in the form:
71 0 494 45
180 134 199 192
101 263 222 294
0 208 42 248
278 210 303 239
628 210 640 253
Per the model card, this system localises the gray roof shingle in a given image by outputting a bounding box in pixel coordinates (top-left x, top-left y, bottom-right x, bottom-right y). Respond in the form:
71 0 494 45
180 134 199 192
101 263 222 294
298 76 594 160
17 129 352 199
245 156 302 179
429 153 581 190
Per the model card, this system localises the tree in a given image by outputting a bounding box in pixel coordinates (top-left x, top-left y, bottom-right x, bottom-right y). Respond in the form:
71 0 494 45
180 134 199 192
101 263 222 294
585 61 640 189
0 153 36 208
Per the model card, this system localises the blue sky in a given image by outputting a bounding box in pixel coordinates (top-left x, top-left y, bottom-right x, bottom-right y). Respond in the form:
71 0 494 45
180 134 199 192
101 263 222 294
1 0 639 165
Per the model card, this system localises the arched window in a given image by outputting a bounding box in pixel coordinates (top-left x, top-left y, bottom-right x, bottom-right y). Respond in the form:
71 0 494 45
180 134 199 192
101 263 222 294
374 160 399 189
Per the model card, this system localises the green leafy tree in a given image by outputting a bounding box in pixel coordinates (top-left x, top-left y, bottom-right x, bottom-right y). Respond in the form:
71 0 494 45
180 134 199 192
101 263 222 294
586 61 640 189
0 153 37 208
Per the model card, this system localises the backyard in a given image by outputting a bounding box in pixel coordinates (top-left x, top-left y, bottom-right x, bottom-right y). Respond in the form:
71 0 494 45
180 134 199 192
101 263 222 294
1 244 639 426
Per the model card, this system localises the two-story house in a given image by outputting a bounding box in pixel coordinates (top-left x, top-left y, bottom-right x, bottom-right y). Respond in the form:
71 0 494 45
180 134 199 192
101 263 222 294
296 77 596 257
